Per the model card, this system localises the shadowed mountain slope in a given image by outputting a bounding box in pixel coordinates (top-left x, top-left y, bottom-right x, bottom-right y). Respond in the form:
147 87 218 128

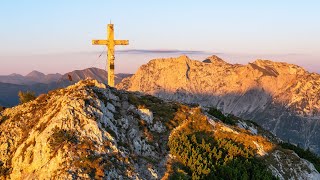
117 55 320 154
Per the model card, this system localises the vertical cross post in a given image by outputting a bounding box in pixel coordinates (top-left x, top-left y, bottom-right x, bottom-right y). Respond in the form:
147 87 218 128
92 24 129 87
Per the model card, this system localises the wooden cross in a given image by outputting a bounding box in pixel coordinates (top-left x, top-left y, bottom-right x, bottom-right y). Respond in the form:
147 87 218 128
92 24 129 87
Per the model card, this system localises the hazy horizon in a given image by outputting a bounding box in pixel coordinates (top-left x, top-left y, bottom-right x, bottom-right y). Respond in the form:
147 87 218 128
1 1 319 75
0 49 319 76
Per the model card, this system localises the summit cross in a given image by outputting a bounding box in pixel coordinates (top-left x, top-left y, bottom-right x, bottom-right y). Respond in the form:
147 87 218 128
92 24 129 87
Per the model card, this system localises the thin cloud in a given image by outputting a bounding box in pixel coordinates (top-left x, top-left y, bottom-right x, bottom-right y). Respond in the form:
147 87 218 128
116 49 212 55
75 49 215 56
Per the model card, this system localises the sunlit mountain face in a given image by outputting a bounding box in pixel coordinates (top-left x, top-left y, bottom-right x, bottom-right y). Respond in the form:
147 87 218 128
118 55 320 155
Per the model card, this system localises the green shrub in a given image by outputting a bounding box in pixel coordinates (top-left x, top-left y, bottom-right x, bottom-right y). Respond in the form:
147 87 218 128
0 160 11 177
208 107 237 125
18 91 36 104
0 115 8 125
128 93 178 123
168 111 275 179
49 127 78 150
169 162 191 180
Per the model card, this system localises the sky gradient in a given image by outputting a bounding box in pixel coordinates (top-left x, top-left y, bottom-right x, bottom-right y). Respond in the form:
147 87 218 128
0 1 319 75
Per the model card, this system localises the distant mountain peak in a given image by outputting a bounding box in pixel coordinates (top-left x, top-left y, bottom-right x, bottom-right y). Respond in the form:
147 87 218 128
203 55 229 65
8 73 23 77
252 59 288 67
251 59 306 75
26 70 45 77
177 55 191 61
48 73 62 76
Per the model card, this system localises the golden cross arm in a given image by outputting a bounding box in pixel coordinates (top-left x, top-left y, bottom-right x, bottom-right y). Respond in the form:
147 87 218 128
92 40 129 46
115 40 129 45
92 40 108 45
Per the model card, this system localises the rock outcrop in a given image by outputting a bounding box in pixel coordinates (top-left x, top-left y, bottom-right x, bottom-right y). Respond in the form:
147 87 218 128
117 55 320 154
0 79 319 179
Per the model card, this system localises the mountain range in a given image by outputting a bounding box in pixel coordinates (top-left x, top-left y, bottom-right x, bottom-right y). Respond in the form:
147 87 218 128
0 79 319 179
0 67 132 107
117 55 320 155
0 71 62 85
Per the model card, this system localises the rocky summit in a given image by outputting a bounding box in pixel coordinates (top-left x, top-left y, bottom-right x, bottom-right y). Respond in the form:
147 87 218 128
117 55 320 154
0 79 319 179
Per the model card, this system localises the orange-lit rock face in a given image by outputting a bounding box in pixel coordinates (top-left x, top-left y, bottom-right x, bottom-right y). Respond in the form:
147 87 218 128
92 24 129 87
117 55 320 154
118 55 317 114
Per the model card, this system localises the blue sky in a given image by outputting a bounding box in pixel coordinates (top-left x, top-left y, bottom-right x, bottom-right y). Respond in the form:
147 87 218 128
0 1 319 74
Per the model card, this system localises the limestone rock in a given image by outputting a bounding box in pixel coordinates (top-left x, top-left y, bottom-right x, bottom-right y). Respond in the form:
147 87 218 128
0 80 168 179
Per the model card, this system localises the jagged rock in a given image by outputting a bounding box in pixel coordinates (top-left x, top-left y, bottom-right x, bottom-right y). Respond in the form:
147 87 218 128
267 150 320 180
151 121 166 133
0 80 168 179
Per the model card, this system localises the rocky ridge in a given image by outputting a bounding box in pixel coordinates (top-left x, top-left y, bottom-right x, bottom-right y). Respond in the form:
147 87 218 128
0 80 319 179
0 80 169 179
117 55 320 154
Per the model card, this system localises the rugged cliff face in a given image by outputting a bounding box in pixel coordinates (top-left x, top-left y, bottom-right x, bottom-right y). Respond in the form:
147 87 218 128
117 55 320 154
0 80 319 179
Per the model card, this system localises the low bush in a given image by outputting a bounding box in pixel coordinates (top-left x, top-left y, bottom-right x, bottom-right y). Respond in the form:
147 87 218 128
128 93 178 123
49 127 78 150
0 160 11 177
168 110 275 179
18 91 36 104
208 107 237 125
0 115 8 125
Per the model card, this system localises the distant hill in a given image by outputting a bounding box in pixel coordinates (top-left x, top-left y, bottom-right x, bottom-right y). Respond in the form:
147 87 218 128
0 67 132 107
25 70 62 84
59 67 131 85
0 71 62 85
